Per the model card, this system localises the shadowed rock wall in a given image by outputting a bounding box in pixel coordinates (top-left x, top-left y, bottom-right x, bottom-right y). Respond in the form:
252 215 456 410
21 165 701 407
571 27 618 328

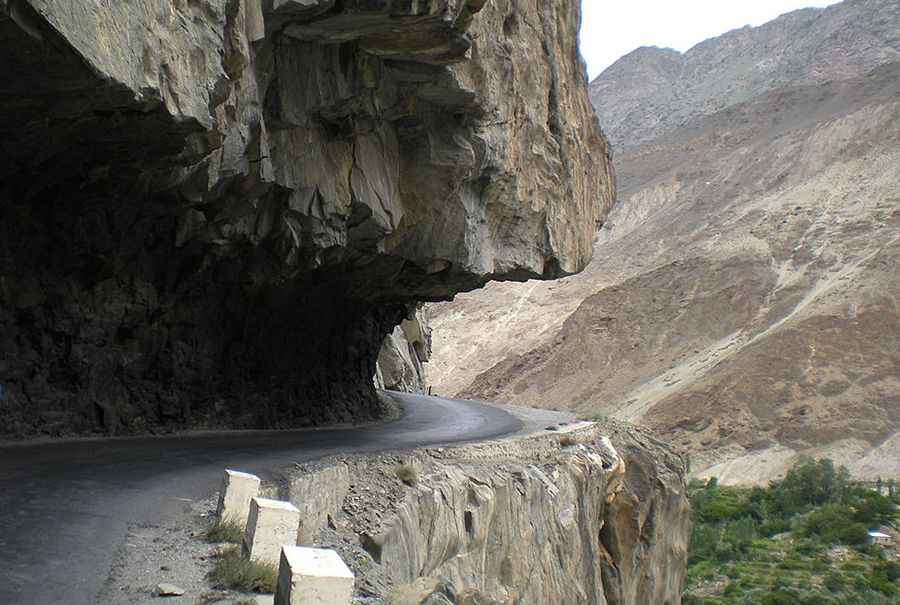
375 306 432 394
0 0 612 436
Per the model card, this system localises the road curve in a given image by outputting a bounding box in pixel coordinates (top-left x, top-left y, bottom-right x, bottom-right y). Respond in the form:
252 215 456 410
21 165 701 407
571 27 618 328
0 392 522 605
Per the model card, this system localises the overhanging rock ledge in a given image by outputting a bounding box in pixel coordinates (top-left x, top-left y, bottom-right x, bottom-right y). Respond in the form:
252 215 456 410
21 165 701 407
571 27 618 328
0 0 614 435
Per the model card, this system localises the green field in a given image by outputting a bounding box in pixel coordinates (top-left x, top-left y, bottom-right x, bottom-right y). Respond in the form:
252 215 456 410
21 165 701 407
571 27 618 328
684 459 899 604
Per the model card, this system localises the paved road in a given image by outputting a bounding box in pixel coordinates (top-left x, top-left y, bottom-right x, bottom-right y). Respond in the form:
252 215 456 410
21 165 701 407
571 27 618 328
0 392 522 605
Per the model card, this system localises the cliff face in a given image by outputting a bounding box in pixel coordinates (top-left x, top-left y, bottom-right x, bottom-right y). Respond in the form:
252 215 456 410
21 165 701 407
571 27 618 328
427 0 900 483
283 419 690 605
374 306 432 394
0 0 612 436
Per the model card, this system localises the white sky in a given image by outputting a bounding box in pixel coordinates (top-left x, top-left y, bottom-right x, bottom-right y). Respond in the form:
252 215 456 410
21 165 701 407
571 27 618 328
580 0 842 79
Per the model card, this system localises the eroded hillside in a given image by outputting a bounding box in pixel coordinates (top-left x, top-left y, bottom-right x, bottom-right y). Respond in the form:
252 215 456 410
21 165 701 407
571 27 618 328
428 0 900 483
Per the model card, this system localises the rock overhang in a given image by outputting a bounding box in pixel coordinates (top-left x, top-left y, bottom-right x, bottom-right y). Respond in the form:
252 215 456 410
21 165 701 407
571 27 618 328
0 0 614 435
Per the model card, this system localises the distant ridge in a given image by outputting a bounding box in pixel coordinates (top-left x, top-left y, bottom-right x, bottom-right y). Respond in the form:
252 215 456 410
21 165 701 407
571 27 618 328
590 0 900 148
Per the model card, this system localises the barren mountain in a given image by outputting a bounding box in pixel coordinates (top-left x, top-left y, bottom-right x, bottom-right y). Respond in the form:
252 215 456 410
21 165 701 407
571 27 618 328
427 0 900 483
591 0 900 149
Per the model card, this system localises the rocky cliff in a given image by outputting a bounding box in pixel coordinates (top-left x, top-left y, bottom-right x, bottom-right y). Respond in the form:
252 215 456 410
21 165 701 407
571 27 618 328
374 306 432 394
428 0 900 483
0 0 612 436
282 418 690 604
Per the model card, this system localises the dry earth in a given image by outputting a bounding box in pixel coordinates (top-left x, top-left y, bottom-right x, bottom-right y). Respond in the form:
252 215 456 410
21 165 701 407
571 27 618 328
97 494 274 605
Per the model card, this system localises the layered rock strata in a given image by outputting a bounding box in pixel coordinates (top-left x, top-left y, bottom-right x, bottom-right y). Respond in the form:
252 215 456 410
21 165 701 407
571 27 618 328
281 420 690 604
0 0 612 435
374 306 432 394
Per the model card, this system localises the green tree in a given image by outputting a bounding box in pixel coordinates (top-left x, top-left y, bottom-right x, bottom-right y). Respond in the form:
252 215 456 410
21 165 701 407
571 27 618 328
823 572 845 592
850 492 896 526
689 523 720 564
770 458 850 514
799 504 869 546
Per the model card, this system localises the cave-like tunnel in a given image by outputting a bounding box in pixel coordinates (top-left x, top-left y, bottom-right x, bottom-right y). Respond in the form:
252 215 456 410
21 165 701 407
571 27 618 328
0 0 612 437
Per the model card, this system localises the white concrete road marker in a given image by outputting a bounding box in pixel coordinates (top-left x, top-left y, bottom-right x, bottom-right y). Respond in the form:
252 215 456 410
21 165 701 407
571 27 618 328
243 497 301 565
216 469 262 527
274 546 355 605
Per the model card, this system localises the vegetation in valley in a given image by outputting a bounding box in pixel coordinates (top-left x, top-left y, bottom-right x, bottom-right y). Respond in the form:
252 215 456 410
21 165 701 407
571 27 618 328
684 459 900 604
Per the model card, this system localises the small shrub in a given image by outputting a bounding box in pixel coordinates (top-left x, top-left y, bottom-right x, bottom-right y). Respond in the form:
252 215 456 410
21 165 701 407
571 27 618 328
395 464 419 487
208 546 277 593
857 543 883 557
867 560 900 596
770 574 790 591
796 592 831 605
878 560 900 582
559 434 577 447
760 517 792 537
823 572 845 592
203 516 245 544
810 557 830 573
793 538 820 556
868 573 898 597
841 561 867 573
761 588 800 605
849 572 870 590
778 557 807 571
686 559 718 584
689 524 720 564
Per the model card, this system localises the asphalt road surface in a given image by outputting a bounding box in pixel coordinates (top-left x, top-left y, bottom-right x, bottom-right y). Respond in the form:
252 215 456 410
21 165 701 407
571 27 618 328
0 392 523 605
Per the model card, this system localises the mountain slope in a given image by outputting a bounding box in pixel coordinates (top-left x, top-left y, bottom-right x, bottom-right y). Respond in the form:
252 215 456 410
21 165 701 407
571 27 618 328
427 0 900 483
591 0 900 149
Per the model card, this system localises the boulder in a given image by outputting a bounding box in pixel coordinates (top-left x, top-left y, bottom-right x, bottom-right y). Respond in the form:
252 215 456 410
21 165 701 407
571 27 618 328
155 583 185 597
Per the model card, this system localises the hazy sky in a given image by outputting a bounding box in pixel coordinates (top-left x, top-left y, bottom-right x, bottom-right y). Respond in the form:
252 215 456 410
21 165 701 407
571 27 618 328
580 0 842 79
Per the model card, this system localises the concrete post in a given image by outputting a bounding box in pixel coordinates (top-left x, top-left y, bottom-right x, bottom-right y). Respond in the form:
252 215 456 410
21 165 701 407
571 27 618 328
274 546 355 605
216 469 261 528
243 497 301 566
